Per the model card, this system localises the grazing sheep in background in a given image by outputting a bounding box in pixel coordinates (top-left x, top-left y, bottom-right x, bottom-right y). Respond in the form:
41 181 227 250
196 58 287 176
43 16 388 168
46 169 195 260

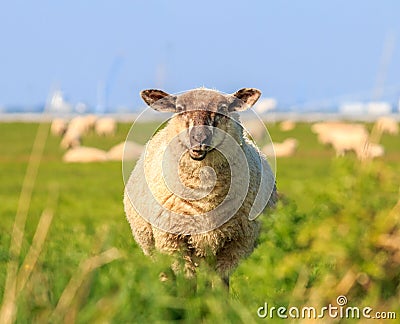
60 127 81 149
60 116 89 149
50 118 67 136
107 141 144 161
279 120 296 132
357 142 385 160
124 88 277 287
262 138 298 157
83 114 98 131
95 117 117 136
375 116 399 135
311 121 385 160
68 116 91 135
63 146 108 163
311 122 368 147
329 128 369 156
242 119 266 142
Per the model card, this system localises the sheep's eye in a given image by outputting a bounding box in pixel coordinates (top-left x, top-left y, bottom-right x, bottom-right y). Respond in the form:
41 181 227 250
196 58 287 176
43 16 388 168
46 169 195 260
218 104 228 112
213 113 224 126
176 105 184 113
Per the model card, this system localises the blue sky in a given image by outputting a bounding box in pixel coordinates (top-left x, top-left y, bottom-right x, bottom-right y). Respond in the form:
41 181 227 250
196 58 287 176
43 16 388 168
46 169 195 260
0 0 399 110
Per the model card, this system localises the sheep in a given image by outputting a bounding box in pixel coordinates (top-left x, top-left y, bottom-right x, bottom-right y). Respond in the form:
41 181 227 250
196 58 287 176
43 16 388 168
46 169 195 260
50 118 67 136
279 120 296 132
375 116 399 135
356 142 385 160
69 116 90 134
311 122 368 149
262 138 298 157
124 88 277 288
107 141 144 161
329 128 369 156
311 122 384 160
95 117 117 136
60 127 81 149
83 114 98 131
59 116 87 149
62 146 108 163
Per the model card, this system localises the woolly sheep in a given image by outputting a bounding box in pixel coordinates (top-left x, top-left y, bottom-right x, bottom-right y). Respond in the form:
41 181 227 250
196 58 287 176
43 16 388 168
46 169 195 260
328 128 369 156
63 146 108 163
356 142 385 160
60 127 81 149
83 114 98 131
60 116 88 149
107 141 144 161
50 118 67 136
68 116 91 135
124 88 277 287
312 122 383 160
279 120 296 132
95 117 117 136
375 116 399 135
312 122 368 149
262 138 298 157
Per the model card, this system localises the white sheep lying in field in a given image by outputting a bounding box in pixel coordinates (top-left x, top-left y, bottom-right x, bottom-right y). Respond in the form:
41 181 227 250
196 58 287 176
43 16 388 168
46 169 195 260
107 141 144 161
50 118 67 136
262 138 298 157
95 117 117 136
124 88 277 287
63 146 108 163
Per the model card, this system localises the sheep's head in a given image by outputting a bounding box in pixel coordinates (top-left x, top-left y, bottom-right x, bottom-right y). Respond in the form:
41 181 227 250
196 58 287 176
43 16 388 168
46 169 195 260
140 88 261 161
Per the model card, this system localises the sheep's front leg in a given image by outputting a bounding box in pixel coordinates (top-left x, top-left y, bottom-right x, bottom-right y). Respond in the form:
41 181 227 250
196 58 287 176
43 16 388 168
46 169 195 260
124 195 154 255
215 236 257 290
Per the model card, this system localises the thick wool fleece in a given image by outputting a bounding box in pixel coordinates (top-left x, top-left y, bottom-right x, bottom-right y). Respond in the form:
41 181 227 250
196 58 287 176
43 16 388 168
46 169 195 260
124 114 277 277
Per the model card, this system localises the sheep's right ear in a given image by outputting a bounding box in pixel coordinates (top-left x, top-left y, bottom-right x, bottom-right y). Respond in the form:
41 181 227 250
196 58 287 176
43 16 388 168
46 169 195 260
140 89 176 112
229 88 261 112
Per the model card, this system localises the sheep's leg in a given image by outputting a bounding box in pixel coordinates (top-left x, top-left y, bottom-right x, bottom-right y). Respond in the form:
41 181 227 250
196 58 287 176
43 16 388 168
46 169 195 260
170 254 197 296
217 276 229 293
215 236 257 290
124 196 154 255
222 276 229 290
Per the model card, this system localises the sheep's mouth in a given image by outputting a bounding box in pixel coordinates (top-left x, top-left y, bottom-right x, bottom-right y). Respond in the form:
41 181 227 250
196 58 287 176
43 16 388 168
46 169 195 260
189 146 213 161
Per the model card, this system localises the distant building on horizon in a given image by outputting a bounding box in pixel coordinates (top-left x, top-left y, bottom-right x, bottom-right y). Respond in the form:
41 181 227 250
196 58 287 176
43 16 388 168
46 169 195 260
47 90 73 113
339 101 394 115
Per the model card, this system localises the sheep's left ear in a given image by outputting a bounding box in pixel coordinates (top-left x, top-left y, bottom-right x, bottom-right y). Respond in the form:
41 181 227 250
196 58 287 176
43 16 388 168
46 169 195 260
229 88 261 111
140 89 176 112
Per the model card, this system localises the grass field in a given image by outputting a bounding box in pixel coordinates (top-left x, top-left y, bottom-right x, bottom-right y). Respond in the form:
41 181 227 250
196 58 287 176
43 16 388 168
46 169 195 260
1 121 400 323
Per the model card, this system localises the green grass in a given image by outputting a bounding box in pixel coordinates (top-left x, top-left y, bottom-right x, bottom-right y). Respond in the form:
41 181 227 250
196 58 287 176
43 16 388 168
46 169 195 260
1 121 400 323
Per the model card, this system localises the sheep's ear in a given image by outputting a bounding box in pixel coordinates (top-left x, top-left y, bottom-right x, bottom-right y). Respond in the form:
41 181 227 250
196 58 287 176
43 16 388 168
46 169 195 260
229 88 261 111
140 89 176 112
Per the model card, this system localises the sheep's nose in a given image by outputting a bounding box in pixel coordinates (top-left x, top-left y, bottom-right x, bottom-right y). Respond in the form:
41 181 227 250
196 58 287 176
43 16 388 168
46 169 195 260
190 126 212 146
